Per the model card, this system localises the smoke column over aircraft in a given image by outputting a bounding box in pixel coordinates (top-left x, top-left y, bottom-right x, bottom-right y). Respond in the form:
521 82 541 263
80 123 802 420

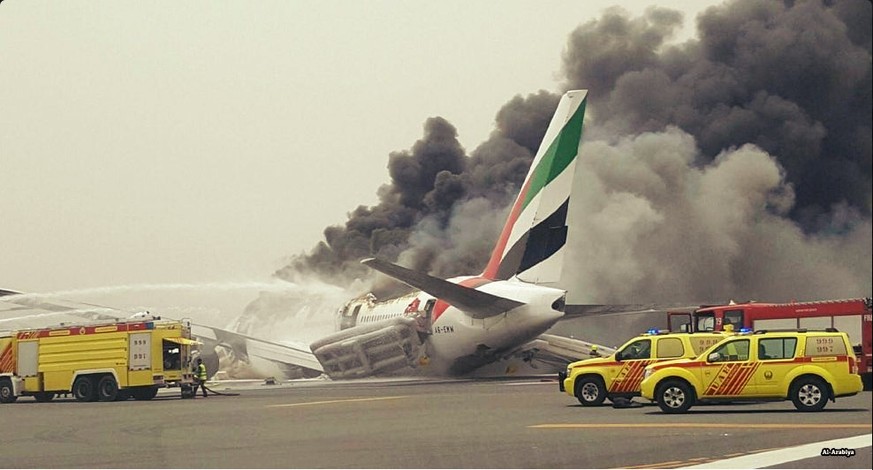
246 0 870 341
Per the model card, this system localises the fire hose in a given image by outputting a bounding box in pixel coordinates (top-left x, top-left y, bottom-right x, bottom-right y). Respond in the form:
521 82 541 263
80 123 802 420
201 383 240 397
182 380 240 398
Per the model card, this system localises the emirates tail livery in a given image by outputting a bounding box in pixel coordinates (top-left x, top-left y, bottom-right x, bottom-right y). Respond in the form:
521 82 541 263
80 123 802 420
0 90 612 380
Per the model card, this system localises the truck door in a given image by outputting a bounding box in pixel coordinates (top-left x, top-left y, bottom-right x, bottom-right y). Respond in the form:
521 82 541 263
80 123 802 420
698 338 756 397
862 307 872 378
694 312 716 331
752 336 798 396
17 341 38 378
129 333 152 371
611 338 653 393
667 312 692 332
723 309 744 330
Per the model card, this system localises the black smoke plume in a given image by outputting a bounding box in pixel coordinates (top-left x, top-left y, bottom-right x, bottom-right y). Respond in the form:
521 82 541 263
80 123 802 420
247 0 870 343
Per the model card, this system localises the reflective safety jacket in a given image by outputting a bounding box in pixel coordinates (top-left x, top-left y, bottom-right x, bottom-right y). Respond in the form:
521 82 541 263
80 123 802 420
197 363 208 381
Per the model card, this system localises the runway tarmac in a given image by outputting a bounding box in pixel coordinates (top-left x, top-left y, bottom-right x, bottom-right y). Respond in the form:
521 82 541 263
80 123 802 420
1 376 870 469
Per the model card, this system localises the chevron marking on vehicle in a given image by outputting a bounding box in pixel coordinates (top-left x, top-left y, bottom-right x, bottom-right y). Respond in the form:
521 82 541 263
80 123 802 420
0 343 14 372
609 360 655 393
704 363 760 396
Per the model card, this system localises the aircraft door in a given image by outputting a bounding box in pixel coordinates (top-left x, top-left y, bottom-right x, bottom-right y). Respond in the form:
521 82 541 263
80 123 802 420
420 299 436 335
339 304 362 330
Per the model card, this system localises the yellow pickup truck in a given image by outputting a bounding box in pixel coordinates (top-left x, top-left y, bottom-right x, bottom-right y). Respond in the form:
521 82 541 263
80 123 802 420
559 330 728 406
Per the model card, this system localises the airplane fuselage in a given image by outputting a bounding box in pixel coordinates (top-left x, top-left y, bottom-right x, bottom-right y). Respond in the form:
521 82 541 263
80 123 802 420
337 277 566 375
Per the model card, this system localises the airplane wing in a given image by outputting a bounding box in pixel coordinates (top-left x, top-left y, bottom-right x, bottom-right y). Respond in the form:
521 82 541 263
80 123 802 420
501 303 712 369
563 303 703 317
0 289 322 379
192 322 322 377
503 334 617 369
361 258 524 319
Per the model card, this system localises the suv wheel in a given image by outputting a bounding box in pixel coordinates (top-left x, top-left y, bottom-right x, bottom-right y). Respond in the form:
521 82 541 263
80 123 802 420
791 377 829 412
656 380 694 413
575 376 607 406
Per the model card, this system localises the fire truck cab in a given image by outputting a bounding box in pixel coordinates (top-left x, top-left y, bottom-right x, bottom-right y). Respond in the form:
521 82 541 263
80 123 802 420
667 298 872 389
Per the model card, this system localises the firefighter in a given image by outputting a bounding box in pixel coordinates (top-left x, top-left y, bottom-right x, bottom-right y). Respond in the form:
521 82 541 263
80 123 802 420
192 357 208 398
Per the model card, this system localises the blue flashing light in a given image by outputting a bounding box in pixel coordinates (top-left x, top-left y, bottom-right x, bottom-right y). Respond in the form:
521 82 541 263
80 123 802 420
146 322 155 330
739 327 752 334
646 328 660 335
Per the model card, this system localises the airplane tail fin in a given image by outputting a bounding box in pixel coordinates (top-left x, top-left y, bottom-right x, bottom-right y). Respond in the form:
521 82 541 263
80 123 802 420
482 90 588 285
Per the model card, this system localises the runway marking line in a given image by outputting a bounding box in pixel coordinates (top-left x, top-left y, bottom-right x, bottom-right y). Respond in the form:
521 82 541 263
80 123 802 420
534 425 870 466
623 446 788 469
616 441 864 469
625 460 684 468
267 396 409 408
529 423 872 429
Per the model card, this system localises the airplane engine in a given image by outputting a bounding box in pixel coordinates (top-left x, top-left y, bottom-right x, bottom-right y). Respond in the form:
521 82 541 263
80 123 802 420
310 317 423 379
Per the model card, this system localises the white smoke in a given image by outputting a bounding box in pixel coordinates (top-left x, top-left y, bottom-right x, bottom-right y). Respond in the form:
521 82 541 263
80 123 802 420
563 127 872 304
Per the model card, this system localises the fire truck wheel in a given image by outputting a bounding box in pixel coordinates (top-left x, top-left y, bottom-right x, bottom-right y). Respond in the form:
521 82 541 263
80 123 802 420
73 376 97 402
0 379 17 403
791 376 829 412
97 376 119 402
574 376 607 406
34 392 55 402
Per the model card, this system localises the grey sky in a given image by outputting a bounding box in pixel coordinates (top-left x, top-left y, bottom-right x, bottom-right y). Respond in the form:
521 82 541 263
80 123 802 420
2 1 726 319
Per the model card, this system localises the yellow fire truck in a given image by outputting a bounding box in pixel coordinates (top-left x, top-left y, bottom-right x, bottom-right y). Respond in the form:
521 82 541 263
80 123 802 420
0 318 198 403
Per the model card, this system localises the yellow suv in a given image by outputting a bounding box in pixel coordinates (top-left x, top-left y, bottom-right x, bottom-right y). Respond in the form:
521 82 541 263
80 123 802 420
559 330 728 406
640 329 864 413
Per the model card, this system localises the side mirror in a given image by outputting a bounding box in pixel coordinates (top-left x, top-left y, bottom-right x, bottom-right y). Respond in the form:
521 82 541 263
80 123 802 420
708 352 721 362
614 351 623 362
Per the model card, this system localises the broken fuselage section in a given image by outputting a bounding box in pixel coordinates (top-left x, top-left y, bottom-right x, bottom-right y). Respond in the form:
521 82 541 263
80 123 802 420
310 292 434 379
